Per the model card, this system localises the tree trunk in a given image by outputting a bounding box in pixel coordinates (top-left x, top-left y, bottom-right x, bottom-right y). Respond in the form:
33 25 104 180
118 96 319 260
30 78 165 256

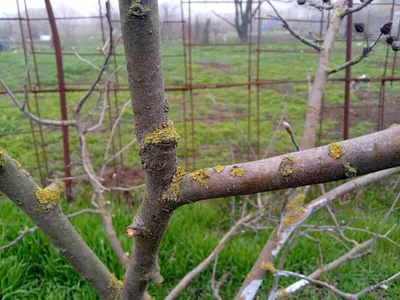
118 0 179 298
202 18 211 44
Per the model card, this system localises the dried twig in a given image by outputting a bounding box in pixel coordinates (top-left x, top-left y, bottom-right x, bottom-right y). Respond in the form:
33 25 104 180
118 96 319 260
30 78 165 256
166 212 256 300
74 0 114 118
266 0 321 51
0 79 77 127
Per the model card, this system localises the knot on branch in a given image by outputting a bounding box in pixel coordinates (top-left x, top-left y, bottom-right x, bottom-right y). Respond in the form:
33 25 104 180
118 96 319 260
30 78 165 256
125 215 149 238
146 263 164 286
129 0 151 18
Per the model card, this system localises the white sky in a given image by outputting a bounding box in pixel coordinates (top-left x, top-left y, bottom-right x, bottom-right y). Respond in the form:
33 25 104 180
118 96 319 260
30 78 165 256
1 0 242 16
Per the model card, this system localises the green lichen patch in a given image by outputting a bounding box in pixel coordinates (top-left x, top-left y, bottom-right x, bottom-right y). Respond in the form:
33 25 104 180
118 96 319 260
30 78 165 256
230 166 244 177
344 163 357 178
213 165 225 174
279 156 296 176
162 166 187 201
142 120 180 145
35 179 65 205
0 147 5 167
282 193 306 227
329 143 344 159
260 261 276 272
130 0 151 17
108 273 123 299
190 168 210 189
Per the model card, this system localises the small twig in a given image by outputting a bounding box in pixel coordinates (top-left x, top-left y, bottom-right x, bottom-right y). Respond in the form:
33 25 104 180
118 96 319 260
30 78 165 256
266 0 321 51
72 46 102 71
74 0 114 118
86 65 123 132
166 212 256 300
262 94 288 159
309 31 324 43
100 100 131 177
0 209 100 251
282 121 299 151
207 92 257 159
0 79 77 127
341 0 374 19
328 33 382 75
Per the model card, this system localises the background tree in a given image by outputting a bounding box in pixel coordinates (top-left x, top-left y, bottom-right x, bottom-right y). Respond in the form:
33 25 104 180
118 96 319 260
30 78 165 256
214 0 262 42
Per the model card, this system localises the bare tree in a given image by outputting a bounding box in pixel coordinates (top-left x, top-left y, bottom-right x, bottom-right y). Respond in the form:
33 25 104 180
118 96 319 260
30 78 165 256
0 0 399 299
214 0 262 42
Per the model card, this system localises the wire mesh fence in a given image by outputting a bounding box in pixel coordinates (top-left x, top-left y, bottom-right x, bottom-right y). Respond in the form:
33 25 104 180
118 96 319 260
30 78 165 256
0 0 399 200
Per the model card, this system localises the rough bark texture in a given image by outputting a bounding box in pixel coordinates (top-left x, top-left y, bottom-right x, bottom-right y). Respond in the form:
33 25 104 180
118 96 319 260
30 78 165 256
118 0 178 299
178 126 400 204
0 151 118 299
300 0 347 150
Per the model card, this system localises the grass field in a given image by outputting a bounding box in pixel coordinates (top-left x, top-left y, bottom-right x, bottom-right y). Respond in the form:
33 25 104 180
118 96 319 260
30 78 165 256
0 35 400 299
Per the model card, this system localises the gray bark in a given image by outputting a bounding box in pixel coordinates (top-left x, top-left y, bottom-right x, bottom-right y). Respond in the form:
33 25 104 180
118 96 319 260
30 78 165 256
118 0 178 298
178 126 400 204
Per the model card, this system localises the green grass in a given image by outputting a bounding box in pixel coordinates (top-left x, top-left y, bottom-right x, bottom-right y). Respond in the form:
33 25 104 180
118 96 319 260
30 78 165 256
0 35 399 299
1 182 399 299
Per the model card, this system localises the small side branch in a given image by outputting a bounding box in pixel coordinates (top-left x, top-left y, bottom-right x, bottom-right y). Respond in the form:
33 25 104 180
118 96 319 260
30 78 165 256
166 212 256 299
0 209 100 251
0 79 77 127
267 1 321 51
74 0 114 118
341 0 375 19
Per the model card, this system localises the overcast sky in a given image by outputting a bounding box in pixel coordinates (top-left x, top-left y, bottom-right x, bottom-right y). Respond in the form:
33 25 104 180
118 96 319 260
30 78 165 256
1 0 243 16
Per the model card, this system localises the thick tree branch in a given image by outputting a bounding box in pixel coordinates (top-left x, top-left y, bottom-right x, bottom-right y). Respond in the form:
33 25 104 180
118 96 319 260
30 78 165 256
177 126 400 204
118 0 178 299
0 150 119 298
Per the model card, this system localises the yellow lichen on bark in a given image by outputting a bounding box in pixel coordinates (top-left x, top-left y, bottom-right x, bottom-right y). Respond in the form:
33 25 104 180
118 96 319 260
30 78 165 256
108 273 123 299
142 120 180 145
282 193 306 227
13 159 22 169
230 166 244 177
35 179 65 205
213 165 225 174
0 147 5 167
260 261 276 272
163 166 188 201
190 168 210 189
329 143 344 159
279 156 296 176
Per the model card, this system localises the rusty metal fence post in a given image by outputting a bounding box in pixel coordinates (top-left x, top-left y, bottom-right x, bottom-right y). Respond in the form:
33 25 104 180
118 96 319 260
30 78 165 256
44 0 72 201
